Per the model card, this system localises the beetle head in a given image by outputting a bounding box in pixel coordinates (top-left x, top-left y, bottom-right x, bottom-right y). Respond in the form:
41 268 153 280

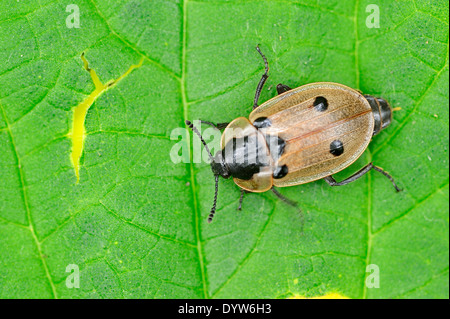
210 151 230 179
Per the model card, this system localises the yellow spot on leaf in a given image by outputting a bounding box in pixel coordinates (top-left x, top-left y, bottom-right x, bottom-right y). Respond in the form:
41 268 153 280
70 53 144 183
290 293 349 299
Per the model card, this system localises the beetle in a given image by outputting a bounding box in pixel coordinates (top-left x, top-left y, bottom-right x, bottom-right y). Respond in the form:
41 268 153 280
186 45 401 223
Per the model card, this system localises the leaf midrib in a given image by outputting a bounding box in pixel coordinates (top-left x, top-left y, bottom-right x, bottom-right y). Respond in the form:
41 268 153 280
180 0 209 298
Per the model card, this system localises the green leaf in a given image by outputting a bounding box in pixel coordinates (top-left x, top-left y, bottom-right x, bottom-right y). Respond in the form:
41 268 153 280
0 0 448 299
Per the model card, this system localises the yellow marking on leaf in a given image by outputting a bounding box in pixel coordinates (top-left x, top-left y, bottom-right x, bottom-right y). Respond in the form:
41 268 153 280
70 53 144 183
290 293 349 299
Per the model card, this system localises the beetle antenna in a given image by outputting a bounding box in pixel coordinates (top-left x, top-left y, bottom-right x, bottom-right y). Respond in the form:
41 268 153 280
185 120 215 162
208 175 219 223
186 120 220 223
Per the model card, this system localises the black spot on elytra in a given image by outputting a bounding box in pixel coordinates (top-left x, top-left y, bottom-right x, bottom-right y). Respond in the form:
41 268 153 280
314 96 328 112
330 140 344 156
273 165 288 179
253 117 271 129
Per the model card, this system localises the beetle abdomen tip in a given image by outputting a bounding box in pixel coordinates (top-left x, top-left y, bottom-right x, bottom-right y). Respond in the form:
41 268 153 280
377 97 392 130
364 95 392 135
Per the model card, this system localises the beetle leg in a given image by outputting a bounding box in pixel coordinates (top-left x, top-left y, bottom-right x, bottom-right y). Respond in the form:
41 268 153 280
324 163 401 192
271 187 304 232
272 188 297 207
200 120 229 130
372 165 402 192
276 84 292 95
253 45 270 110
237 188 246 210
